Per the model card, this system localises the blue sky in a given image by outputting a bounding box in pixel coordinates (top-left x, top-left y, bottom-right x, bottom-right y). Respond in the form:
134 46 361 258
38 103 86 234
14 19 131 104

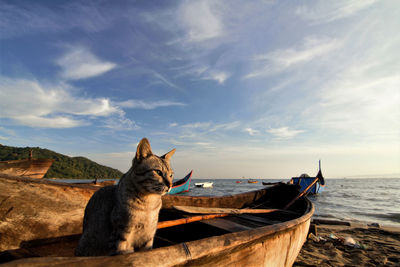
1 0 399 178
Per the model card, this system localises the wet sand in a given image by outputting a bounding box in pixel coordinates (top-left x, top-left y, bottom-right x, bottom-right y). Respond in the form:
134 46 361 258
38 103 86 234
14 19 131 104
294 223 400 267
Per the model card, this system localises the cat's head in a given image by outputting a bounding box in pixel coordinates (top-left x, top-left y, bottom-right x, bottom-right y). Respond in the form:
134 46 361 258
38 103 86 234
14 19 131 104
131 138 175 195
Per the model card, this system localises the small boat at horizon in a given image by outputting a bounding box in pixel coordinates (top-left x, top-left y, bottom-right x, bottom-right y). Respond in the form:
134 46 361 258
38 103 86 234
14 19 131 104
0 151 54 179
247 179 258 183
194 181 213 188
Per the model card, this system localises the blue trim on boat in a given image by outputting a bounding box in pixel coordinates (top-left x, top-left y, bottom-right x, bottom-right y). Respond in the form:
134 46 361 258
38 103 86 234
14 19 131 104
167 170 192 195
290 177 325 194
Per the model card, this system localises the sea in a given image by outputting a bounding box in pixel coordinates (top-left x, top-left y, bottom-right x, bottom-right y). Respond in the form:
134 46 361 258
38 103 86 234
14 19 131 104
188 178 400 227
56 177 400 227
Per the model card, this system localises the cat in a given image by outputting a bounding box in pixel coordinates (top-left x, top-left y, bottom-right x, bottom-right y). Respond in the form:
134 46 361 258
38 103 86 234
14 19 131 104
75 138 175 256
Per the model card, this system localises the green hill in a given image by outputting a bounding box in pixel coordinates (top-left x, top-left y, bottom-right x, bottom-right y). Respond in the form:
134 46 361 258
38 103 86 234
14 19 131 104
0 144 123 179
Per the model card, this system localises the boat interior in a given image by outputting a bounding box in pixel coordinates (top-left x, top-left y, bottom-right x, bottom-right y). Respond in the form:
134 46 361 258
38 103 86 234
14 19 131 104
0 184 310 264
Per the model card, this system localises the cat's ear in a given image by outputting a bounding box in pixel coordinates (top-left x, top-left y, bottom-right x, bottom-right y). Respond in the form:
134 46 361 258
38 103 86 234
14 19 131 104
161 148 176 162
135 138 153 161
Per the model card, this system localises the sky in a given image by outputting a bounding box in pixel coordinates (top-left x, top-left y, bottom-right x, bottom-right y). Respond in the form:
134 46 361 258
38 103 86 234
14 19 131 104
0 0 399 179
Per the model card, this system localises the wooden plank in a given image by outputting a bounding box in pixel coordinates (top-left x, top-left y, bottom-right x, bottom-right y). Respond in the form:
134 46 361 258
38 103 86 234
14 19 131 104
226 216 267 228
157 214 230 229
173 205 278 214
201 218 252 232
234 214 282 226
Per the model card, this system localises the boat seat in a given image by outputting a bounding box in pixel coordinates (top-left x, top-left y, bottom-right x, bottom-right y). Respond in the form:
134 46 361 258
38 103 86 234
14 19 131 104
235 214 283 226
200 217 252 232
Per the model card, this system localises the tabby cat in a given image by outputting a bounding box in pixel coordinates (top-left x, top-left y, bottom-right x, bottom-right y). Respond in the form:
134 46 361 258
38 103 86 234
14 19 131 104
75 138 175 256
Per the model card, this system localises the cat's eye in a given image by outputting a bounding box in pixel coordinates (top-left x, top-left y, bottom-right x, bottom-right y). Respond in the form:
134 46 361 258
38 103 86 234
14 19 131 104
155 170 163 177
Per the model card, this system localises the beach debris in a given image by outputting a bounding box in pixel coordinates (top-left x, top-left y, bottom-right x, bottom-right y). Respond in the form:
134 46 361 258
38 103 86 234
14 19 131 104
307 233 327 243
308 233 320 242
343 237 356 246
328 234 367 249
368 222 380 228
309 223 318 236
329 233 338 240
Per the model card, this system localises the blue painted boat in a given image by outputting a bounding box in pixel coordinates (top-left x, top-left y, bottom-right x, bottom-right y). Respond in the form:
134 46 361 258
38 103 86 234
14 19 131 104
167 170 192 195
288 161 325 194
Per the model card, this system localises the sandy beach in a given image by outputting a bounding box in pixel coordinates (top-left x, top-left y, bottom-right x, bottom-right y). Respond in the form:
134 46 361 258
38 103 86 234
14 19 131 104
294 222 400 266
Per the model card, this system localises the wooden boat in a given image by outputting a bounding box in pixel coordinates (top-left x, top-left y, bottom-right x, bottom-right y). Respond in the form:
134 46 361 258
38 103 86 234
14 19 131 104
288 161 325 194
0 174 313 267
0 152 54 179
72 179 116 187
247 179 258 183
167 170 192 195
194 181 213 188
262 181 283 186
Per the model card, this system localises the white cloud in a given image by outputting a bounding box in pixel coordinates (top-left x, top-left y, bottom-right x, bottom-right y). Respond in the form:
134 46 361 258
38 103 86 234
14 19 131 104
103 114 138 131
209 121 241 132
244 128 259 136
12 115 86 128
56 46 116 80
118 99 186 110
0 77 121 128
296 0 377 23
266 127 304 139
203 70 230 84
182 122 211 129
179 0 223 42
152 72 183 91
245 37 341 78
306 74 400 139
174 64 230 84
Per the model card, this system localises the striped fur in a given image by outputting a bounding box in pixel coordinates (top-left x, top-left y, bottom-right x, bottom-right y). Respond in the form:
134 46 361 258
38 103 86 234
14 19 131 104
75 138 175 256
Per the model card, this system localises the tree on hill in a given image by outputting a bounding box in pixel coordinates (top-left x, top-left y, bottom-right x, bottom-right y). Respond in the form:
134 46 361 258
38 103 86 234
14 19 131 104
0 144 123 179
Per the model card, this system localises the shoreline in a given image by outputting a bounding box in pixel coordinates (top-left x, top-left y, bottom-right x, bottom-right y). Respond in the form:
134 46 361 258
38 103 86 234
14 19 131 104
295 221 400 266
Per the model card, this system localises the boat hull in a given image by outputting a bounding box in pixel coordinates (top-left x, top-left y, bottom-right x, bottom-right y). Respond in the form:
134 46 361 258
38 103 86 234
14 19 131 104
0 159 54 179
167 170 192 195
4 215 311 267
0 174 313 267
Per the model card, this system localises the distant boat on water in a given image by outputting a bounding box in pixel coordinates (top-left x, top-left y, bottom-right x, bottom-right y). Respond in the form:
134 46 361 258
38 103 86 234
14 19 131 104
288 160 325 194
262 181 282 186
0 151 54 179
195 182 213 188
236 176 245 183
248 179 258 184
168 170 193 194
